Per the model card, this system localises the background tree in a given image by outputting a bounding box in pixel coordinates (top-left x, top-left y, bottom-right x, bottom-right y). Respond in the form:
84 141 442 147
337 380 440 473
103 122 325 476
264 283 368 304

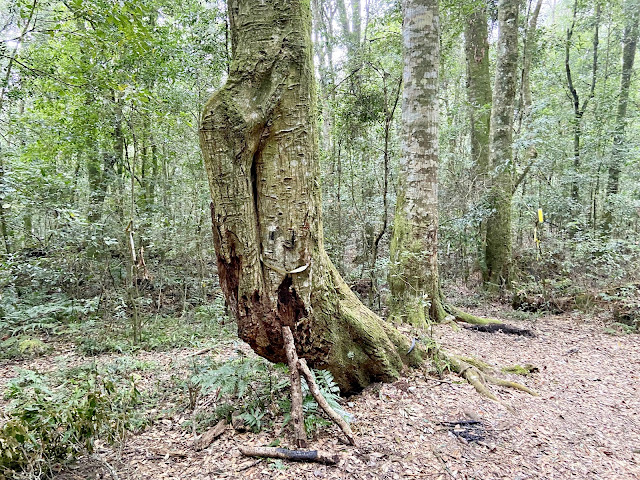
464 0 492 276
604 0 640 231
388 0 444 325
565 0 600 204
484 0 519 288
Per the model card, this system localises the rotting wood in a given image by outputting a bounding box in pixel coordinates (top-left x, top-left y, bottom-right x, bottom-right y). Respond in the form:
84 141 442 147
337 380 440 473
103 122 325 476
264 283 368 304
282 326 307 448
193 419 226 450
239 446 339 465
297 358 356 446
462 323 534 336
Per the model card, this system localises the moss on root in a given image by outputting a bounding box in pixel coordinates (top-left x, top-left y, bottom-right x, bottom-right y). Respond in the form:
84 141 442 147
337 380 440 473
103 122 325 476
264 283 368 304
446 354 539 408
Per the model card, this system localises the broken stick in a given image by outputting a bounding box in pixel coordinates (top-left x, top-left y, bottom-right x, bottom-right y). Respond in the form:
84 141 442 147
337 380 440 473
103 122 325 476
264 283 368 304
193 419 226 450
297 358 356 446
239 446 338 465
282 326 307 448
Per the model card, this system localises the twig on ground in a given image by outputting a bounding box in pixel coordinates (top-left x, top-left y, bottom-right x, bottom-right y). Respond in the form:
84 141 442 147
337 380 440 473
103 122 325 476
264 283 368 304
191 347 214 356
91 454 119 480
430 447 456 479
282 326 307 448
297 358 356 446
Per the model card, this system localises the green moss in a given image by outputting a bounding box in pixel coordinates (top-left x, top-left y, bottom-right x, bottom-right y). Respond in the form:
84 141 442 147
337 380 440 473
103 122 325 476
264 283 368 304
459 356 492 372
388 193 445 326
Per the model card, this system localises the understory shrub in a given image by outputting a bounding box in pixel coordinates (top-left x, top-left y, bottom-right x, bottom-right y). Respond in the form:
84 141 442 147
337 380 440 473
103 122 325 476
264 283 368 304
187 355 350 436
0 364 143 479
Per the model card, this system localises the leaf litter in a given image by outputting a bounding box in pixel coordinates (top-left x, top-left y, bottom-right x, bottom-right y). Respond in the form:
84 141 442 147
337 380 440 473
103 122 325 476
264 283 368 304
1 306 639 479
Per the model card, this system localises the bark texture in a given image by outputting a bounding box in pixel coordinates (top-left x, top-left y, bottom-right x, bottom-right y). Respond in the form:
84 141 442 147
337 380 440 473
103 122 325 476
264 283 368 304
484 0 519 288
389 0 444 326
464 4 492 275
465 5 492 188
200 0 416 394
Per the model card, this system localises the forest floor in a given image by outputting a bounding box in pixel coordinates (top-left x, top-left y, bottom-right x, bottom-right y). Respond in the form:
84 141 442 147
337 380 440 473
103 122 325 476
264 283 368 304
1 298 639 479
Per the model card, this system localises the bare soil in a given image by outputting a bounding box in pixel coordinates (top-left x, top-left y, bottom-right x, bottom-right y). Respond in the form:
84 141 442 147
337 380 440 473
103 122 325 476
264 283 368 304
2 308 639 480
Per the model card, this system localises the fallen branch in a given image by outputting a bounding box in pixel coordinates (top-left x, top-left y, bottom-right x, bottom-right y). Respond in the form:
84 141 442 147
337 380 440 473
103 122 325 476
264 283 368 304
463 323 534 336
239 446 338 465
444 304 502 325
193 419 226 450
282 326 307 448
297 358 356 446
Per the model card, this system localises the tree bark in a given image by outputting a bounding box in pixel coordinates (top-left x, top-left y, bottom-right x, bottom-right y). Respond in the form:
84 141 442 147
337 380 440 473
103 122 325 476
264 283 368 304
464 3 492 276
484 0 519 288
465 4 492 187
388 0 444 326
604 0 640 230
199 0 416 394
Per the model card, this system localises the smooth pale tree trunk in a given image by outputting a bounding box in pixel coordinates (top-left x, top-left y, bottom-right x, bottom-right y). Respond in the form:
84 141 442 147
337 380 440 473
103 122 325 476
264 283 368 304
513 0 543 194
604 0 640 230
199 0 417 394
464 4 492 276
484 0 519 288
519 0 543 116
388 0 444 326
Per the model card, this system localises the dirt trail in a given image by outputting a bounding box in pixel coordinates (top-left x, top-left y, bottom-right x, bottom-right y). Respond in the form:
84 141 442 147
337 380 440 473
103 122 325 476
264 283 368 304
3 311 639 479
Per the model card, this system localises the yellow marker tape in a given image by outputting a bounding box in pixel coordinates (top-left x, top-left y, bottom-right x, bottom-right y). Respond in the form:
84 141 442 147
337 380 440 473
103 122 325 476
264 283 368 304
538 208 544 223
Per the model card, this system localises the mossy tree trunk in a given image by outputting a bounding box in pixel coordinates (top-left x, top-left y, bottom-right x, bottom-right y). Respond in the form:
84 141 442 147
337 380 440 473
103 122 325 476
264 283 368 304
484 0 519 288
199 0 416 394
388 0 445 326
464 4 492 277
604 0 639 231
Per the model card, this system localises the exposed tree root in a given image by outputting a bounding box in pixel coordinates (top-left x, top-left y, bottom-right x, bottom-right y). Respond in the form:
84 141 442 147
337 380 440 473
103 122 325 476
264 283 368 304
445 354 539 408
482 374 538 397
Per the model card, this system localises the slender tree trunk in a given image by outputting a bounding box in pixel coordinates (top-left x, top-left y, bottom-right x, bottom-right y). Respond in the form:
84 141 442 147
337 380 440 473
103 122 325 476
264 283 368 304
565 0 599 204
519 0 543 117
604 0 639 231
0 157 10 254
464 4 492 276
512 0 542 194
369 73 401 310
0 0 38 253
388 0 444 326
199 0 416 394
484 0 519 288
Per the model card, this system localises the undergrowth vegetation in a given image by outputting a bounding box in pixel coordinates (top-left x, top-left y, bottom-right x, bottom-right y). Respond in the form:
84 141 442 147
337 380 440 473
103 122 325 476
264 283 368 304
0 361 149 479
184 355 349 437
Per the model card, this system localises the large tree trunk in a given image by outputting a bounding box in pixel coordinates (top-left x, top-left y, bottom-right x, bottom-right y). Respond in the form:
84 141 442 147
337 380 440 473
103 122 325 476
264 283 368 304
464 4 492 276
604 0 640 230
199 0 415 394
388 0 444 326
484 0 519 288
